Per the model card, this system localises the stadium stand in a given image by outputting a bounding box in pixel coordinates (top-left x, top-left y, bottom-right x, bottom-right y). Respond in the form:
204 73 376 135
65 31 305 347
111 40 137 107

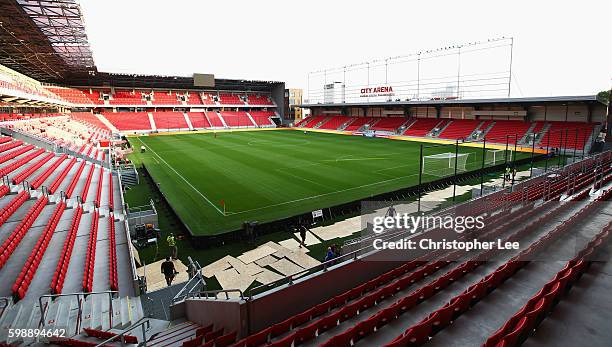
318 116 353 130
484 120 532 143
188 112 212 128
200 92 217 105
219 111 255 127
110 89 145 105
153 91 181 105
369 117 408 132
249 111 276 127
301 115 328 128
69 112 112 131
45 86 94 105
437 119 481 139
402 118 441 136
152 112 189 129
345 117 376 132
187 92 203 105
538 121 596 150
248 94 274 106
219 93 245 105
206 111 226 127
102 112 152 131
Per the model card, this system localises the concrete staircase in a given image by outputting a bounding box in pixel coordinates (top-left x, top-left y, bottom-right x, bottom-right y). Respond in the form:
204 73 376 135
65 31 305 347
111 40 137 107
95 114 119 133
119 164 139 188
147 113 157 131
312 117 331 129
0 294 144 345
430 119 451 137
182 113 194 131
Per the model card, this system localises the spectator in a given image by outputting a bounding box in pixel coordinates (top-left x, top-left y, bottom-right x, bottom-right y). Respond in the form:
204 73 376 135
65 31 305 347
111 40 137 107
167 233 177 259
324 246 335 262
299 224 308 248
161 257 176 286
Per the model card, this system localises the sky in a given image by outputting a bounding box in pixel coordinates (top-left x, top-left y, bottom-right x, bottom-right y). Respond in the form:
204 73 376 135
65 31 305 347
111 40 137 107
78 0 611 99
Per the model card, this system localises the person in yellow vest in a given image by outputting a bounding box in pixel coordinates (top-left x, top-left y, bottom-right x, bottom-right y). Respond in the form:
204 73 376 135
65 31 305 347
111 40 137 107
167 233 177 259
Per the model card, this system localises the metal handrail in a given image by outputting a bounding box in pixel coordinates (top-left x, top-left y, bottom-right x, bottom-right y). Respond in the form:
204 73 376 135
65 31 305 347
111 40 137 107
94 317 151 347
38 291 117 331
0 297 10 322
172 257 206 303
182 289 244 301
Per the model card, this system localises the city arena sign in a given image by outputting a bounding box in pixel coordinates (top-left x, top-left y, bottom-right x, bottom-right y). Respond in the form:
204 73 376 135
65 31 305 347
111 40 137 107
360 86 395 97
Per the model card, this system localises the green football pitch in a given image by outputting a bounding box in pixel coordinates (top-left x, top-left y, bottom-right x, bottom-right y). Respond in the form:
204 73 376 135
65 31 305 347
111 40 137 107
128 130 525 236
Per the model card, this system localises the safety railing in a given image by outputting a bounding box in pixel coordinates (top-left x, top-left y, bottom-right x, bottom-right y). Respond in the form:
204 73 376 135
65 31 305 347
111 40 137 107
171 257 206 304
38 291 117 334
95 317 151 347
182 289 245 301
0 297 10 322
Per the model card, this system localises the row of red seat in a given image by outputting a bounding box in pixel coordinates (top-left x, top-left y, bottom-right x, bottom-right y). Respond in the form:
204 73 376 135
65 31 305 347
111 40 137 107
219 111 254 127
0 185 9 199
65 162 86 198
0 148 44 178
94 168 104 208
83 210 99 293
484 216 612 347
0 144 34 164
103 112 151 131
382 184 606 347
0 136 13 144
370 117 409 132
0 197 48 269
152 112 188 129
187 112 211 128
180 324 236 347
108 172 114 211
30 154 67 189
81 164 96 203
51 205 83 294
49 157 77 194
12 201 66 300
11 152 55 185
0 191 29 229
403 119 441 136
0 140 23 153
345 117 375 132
83 328 138 344
438 119 482 139
249 111 276 126
108 214 118 291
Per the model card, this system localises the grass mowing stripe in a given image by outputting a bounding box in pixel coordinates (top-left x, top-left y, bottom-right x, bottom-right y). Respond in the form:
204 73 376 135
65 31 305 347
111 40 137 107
136 136 225 215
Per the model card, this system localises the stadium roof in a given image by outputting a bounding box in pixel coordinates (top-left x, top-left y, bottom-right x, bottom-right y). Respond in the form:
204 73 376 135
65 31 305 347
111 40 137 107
65 72 283 92
0 0 96 82
300 95 607 108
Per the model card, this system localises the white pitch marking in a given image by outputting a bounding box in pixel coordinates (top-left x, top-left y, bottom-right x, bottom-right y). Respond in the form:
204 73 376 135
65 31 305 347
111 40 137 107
136 137 226 216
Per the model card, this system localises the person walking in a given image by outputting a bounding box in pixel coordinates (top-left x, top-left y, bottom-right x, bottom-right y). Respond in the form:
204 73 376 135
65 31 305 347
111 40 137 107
161 257 176 286
167 233 177 259
299 224 308 248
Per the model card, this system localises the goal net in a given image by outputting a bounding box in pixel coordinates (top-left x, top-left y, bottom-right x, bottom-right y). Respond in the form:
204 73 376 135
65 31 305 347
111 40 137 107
422 153 470 177
485 149 513 166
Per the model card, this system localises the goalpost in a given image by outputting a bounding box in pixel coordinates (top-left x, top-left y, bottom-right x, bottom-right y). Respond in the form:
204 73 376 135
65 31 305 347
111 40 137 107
485 149 514 165
422 153 471 177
